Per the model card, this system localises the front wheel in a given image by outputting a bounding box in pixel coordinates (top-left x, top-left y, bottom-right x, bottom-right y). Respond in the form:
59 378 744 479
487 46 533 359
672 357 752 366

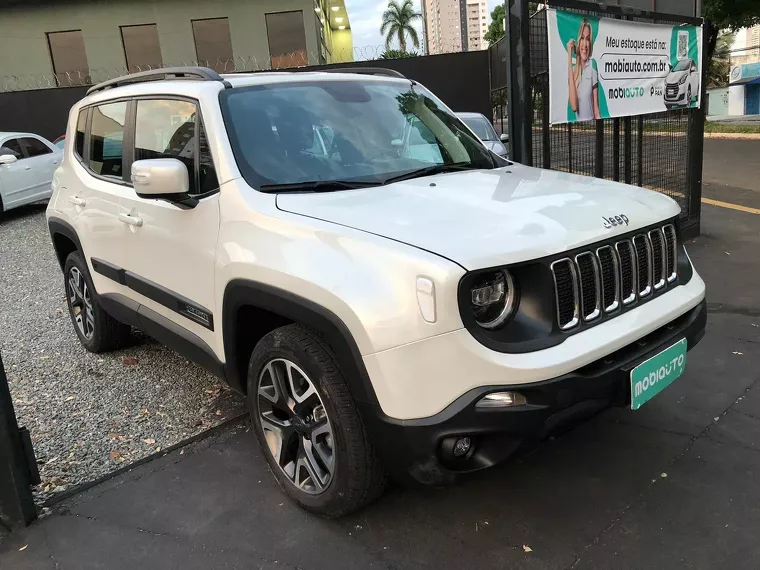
247 324 386 517
687 85 692 104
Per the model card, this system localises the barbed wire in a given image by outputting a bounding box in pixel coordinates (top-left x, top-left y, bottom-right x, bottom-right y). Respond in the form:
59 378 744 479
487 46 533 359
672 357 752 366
0 44 476 93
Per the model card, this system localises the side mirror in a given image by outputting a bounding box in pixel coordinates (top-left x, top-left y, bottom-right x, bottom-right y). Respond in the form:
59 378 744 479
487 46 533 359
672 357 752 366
131 158 190 202
0 154 18 165
500 133 509 143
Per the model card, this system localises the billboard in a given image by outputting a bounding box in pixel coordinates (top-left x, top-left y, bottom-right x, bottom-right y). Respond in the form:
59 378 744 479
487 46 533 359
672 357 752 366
547 8 703 124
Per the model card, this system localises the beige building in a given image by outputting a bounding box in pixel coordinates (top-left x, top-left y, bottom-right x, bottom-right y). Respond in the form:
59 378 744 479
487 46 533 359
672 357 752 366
0 0 354 88
465 0 488 51
732 25 760 66
421 0 487 55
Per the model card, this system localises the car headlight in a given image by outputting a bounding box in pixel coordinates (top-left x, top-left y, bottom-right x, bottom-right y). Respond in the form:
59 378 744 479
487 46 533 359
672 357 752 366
470 270 517 329
679 74 687 84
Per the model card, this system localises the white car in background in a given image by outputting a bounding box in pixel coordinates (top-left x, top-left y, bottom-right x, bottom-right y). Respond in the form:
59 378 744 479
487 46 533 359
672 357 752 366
456 112 509 158
0 132 62 220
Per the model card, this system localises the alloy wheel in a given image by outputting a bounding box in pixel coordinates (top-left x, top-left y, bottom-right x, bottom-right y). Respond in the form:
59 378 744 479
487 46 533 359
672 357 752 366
257 358 335 494
68 266 95 340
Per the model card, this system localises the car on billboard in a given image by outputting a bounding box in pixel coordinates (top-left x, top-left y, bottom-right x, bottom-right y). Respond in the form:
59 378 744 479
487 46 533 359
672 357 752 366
664 58 699 109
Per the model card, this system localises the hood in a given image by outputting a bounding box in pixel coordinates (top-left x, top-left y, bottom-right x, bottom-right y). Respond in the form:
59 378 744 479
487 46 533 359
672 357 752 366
667 70 688 82
276 164 680 270
482 140 508 156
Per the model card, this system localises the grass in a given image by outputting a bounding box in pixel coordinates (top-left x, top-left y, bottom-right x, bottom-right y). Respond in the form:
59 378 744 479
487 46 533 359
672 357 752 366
703 122 760 134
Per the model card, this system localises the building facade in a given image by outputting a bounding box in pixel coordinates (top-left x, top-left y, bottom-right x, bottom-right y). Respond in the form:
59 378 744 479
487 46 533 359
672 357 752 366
421 0 487 55
0 0 353 87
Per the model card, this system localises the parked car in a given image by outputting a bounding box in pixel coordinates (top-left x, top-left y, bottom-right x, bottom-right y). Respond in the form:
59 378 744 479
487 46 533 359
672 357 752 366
664 58 699 109
0 132 62 219
456 112 509 157
48 67 706 517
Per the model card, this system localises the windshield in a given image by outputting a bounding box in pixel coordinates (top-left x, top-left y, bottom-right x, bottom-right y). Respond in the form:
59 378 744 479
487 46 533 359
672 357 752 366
220 80 497 190
460 115 498 142
673 59 691 71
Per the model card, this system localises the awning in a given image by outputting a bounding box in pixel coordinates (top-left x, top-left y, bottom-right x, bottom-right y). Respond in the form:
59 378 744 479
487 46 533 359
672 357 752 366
730 63 760 85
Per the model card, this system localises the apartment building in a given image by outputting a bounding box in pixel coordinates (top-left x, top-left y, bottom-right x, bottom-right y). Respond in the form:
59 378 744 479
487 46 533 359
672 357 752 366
465 0 488 51
0 0 354 86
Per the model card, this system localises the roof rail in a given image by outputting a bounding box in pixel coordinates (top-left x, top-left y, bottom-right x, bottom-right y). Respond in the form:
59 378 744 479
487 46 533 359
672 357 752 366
318 67 407 79
86 66 231 95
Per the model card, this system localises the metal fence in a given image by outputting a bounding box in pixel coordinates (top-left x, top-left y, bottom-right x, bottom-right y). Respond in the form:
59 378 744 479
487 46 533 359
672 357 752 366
493 1 705 238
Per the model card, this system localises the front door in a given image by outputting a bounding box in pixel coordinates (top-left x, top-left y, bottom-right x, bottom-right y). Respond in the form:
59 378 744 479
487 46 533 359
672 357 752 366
113 98 221 357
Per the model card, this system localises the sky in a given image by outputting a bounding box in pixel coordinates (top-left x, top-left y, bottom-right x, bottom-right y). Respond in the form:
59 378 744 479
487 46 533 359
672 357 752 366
345 0 503 51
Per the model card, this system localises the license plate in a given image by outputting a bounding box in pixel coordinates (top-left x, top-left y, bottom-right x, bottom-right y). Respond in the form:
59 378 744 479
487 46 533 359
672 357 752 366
630 339 687 410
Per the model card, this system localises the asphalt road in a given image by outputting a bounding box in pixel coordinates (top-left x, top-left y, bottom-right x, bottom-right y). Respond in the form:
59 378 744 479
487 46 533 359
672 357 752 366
3 139 760 569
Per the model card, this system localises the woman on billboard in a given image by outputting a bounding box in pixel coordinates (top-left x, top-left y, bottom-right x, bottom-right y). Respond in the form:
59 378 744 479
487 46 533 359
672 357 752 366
566 19 601 121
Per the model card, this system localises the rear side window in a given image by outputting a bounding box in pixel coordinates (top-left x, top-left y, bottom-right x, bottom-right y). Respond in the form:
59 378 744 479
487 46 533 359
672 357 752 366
21 137 52 157
75 110 86 159
0 138 23 158
134 99 218 196
89 101 127 179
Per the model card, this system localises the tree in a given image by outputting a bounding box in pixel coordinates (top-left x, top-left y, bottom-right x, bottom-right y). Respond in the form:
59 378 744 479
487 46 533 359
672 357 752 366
484 3 540 46
484 4 505 46
707 30 735 87
380 0 422 53
380 49 420 59
703 0 760 63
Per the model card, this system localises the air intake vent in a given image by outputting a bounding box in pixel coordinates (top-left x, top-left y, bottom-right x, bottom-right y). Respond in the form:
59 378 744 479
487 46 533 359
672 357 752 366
633 235 652 297
575 252 601 321
616 240 637 305
551 258 579 330
662 224 678 282
596 245 619 313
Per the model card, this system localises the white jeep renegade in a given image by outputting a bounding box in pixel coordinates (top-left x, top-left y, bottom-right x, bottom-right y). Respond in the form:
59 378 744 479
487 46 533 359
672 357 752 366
47 67 706 517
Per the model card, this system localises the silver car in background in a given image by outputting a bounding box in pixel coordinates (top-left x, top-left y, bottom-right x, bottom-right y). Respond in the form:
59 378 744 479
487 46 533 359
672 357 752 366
456 112 509 158
0 132 62 220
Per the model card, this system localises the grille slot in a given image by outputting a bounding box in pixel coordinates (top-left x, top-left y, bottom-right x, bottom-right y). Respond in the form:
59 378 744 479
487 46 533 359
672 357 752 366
551 258 579 330
663 224 677 282
633 234 652 297
575 252 601 321
596 245 619 313
649 229 667 290
616 240 637 305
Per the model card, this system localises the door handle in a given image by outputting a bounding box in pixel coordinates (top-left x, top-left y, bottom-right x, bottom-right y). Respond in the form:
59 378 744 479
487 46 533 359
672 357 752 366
68 196 86 207
24 166 31 170
53 160 59 165
119 213 143 227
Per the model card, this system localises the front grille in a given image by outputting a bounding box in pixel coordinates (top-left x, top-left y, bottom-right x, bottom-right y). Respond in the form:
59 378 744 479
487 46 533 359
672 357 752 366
551 223 678 331
666 84 679 97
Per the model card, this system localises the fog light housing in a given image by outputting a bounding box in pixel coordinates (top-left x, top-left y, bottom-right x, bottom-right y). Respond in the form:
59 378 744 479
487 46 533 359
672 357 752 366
452 436 471 457
476 391 527 409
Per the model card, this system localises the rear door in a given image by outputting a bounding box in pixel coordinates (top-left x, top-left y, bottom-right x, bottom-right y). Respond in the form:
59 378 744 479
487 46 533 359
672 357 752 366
0 137 34 208
19 136 61 200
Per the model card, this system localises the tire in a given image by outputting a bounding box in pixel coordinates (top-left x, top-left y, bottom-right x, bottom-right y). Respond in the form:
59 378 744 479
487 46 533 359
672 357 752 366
247 324 386 517
63 251 131 352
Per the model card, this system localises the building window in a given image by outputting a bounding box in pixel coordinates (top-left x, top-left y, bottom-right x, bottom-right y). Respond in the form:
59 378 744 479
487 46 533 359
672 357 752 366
47 30 88 86
121 24 163 73
265 11 307 69
192 18 234 73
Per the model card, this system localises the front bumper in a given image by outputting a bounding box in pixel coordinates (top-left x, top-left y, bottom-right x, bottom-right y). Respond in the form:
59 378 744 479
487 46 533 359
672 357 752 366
361 299 706 485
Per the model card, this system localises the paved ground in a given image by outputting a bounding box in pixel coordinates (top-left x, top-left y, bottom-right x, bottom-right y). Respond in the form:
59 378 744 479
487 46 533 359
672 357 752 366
2 142 760 568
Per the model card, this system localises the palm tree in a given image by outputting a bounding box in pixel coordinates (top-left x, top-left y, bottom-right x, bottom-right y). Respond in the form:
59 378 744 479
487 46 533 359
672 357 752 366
380 0 421 54
707 30 735 88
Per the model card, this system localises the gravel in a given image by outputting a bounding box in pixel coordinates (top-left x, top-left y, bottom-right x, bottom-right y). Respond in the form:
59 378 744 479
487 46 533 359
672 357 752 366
0 204 245 503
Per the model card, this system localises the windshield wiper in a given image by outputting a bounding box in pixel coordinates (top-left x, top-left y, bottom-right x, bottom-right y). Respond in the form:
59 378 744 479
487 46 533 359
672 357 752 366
380 163 478 185
259 180 380 193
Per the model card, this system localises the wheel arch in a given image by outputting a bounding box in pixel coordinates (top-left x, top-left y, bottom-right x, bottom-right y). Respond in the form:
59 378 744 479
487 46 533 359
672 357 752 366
222 279 378 404
48 217 83 271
